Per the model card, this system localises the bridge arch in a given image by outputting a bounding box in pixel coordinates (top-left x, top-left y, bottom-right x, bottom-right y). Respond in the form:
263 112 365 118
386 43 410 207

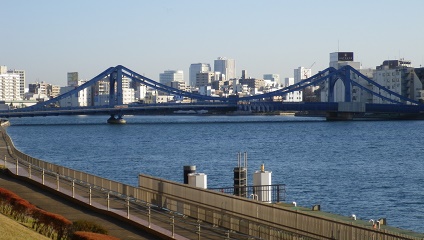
328 68 352 103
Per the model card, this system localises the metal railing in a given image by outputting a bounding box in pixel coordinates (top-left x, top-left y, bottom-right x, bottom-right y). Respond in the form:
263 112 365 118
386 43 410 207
209 184 286 203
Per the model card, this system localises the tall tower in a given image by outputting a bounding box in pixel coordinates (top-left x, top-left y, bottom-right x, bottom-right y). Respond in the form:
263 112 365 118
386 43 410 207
189 63 211 87
214 57 236 81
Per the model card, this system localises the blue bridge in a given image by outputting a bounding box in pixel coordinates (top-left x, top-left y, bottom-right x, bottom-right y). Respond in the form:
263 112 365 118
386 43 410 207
1 65 423 122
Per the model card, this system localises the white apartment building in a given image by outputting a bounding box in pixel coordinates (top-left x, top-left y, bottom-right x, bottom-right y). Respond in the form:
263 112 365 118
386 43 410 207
214 57 236 80
283 77 302 102
372 60 422 104
7 69 25 98
189 63 211 87
159 70 184 85
135 84 147 102
0 66 22 101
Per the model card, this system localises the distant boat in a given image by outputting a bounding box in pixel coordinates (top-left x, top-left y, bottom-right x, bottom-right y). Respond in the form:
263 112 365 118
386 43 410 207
107 117 126 124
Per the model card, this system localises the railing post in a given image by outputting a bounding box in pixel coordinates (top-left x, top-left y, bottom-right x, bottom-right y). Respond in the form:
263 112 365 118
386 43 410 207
42 169 45 185
4 155 6 167
28 164 31 178
56 173 60 191
171 216 175 238
89 186 92 205
15 158 18 175
72 180 75 198
107 192 110 210
226 230 230 240
148 204 151 228
197 221 201 240
277 185 280 203
127 197 130 219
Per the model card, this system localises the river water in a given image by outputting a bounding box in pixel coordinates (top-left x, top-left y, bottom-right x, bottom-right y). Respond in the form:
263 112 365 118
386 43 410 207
5 115 424 233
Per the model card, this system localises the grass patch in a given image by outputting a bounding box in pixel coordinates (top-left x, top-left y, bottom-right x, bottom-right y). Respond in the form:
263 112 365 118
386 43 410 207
0 213 50 240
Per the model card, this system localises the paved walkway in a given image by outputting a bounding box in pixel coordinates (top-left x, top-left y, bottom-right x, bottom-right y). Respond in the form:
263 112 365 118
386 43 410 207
0 172 158 240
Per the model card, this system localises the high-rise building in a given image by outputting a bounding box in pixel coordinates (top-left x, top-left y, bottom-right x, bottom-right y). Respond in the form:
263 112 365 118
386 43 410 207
67 72 79 87
214 57 236 80
159 70 184 85
7 69 25 98
263 74 280 84
0 66 22 101
189 63 211 87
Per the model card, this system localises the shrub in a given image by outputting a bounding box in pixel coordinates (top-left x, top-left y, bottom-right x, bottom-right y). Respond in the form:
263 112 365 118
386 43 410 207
72 231 120 240
71 220 108 235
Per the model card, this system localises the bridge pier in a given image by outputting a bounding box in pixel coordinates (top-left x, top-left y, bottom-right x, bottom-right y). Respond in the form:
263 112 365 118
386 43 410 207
107 114 126 124
326 112 354 121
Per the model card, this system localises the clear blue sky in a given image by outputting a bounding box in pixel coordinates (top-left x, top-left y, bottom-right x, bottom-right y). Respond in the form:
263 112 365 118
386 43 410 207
2 0 424 85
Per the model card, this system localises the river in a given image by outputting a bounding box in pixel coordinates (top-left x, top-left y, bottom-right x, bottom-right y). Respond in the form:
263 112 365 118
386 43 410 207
5 115 424 233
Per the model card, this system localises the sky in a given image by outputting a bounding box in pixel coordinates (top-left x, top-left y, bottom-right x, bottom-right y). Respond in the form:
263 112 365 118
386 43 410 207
2 0 424 86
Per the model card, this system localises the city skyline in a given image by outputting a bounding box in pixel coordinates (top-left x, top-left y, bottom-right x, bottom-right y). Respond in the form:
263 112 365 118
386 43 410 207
2 0 424 85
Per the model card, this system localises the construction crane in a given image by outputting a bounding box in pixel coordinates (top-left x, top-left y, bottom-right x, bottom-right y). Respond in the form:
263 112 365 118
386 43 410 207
304 62 316 79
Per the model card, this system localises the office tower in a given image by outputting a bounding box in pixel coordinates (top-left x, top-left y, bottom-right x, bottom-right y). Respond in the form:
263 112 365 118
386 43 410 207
189 63 211 87
214 57 236 80
159 70 184 85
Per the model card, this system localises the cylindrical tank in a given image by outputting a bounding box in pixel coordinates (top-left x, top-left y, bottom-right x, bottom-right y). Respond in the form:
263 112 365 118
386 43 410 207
253 164 272 202
183 165 196 184
188 173 207 189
